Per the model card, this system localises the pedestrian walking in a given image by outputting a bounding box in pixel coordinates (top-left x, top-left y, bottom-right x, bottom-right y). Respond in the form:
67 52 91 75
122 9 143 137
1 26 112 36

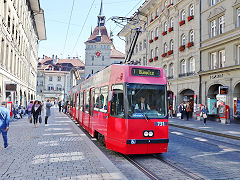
186 104 191 121
45 100 52 124
179 103 185 120
61 100 64 112
0 101 10 148
201 105 208 126
27 101 34 122
31 101 41 128
58 101 62 112
169 104 173 118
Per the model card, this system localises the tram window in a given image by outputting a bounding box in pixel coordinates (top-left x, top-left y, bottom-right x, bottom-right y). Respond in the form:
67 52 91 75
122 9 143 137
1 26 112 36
100 86 108 113
73 95 75 108
80 92 83 111
78 92 81 109
110 84 124 117
85 91 90 113
76 93 79 110
94 88 100 110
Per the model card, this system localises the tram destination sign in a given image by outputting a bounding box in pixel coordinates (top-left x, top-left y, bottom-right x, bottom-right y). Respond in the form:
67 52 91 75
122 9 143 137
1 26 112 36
131 68 160 77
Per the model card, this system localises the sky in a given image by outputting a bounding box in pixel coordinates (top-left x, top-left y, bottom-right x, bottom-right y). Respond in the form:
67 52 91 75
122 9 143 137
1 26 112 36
38 0 146 62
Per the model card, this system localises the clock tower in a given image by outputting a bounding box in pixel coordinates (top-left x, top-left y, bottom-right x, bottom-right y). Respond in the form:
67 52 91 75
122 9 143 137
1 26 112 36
84 0 124 78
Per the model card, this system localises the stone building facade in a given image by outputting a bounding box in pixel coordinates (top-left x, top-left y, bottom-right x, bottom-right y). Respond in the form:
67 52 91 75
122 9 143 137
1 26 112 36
37 56 84 101
200 0 240 117
119 0 200 114
0 0 46 107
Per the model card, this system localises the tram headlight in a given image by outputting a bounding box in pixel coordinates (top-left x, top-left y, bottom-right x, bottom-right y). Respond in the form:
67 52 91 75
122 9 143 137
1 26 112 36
143 131 149 137
143 130 154 137
148 131 154 137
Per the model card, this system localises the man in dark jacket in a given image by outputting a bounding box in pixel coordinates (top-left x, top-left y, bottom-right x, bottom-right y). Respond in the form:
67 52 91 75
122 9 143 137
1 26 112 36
0 101 10 148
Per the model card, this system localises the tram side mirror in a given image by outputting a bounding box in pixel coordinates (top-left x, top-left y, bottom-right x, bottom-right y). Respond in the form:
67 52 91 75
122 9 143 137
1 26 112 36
109 91 113 102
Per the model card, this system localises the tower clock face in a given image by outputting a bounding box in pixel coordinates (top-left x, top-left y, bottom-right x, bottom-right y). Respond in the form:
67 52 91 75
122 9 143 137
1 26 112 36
95 51 101 57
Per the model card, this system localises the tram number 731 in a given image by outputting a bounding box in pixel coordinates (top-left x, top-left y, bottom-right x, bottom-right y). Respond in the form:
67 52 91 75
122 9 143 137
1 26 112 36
154 122 168 126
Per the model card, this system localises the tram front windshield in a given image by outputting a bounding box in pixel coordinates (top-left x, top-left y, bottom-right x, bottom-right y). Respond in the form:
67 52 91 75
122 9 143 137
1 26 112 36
127 83 167 119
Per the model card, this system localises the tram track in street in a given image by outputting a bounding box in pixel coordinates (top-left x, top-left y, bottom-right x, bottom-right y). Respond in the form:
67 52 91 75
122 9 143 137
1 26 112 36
71 117 206 180
169 127 240 152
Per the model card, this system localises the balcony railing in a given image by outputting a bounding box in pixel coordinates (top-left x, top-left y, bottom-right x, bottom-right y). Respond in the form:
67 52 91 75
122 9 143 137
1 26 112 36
179 73 187 77
179 72 195 77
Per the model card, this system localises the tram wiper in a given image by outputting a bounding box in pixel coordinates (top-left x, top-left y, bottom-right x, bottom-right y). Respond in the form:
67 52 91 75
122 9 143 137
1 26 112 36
143 113 150 121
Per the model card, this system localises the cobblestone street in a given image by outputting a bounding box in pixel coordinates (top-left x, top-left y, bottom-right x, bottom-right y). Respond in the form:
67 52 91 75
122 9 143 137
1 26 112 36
0 108 126 180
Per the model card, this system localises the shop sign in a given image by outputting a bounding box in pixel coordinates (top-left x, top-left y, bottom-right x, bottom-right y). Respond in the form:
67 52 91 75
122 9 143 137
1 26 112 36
208 98 217 115
209 74 223 79
216 94 227 107
5 84 17 92
219 86 228 95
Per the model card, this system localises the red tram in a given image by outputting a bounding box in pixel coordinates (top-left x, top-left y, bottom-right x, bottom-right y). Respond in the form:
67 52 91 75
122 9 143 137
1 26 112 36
68 64 169 154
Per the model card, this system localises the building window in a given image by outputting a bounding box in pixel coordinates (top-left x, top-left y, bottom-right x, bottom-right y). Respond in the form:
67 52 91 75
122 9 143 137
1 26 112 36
151 31 154 40
181 34 186 45
210 52 217 69
219 50 225 68
181 60 186 74
189 57 195 72
102 56 104 61
238 45 240 64
164 22 168 32
48 85 54 91
219 16 224 34
211 0 216 6
139 42 142 51
237 8 240 27
155 28 159 37
49 76 52 81
210 20 216 38
181 10 186 21
163 65 167 76
155 47 159 57
189 5 194 16
169 63 174 77
164 0 168 7
189 30 194 42
151 49 154 58
92 56 94 61
164 43 168 53
57 76 61 81
143 40 146 48
170 40 174 50
92 70 93 74
170 18 174 28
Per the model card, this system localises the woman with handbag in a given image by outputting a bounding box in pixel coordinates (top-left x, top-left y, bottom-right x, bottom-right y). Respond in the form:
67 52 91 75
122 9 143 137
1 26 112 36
31 101 41 128
201 105 208 126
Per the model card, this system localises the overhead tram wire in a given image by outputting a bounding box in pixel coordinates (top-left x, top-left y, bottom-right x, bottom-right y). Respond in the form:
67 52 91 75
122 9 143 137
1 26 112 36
71 0 96 55
62 0 75 57
111 0 145 33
